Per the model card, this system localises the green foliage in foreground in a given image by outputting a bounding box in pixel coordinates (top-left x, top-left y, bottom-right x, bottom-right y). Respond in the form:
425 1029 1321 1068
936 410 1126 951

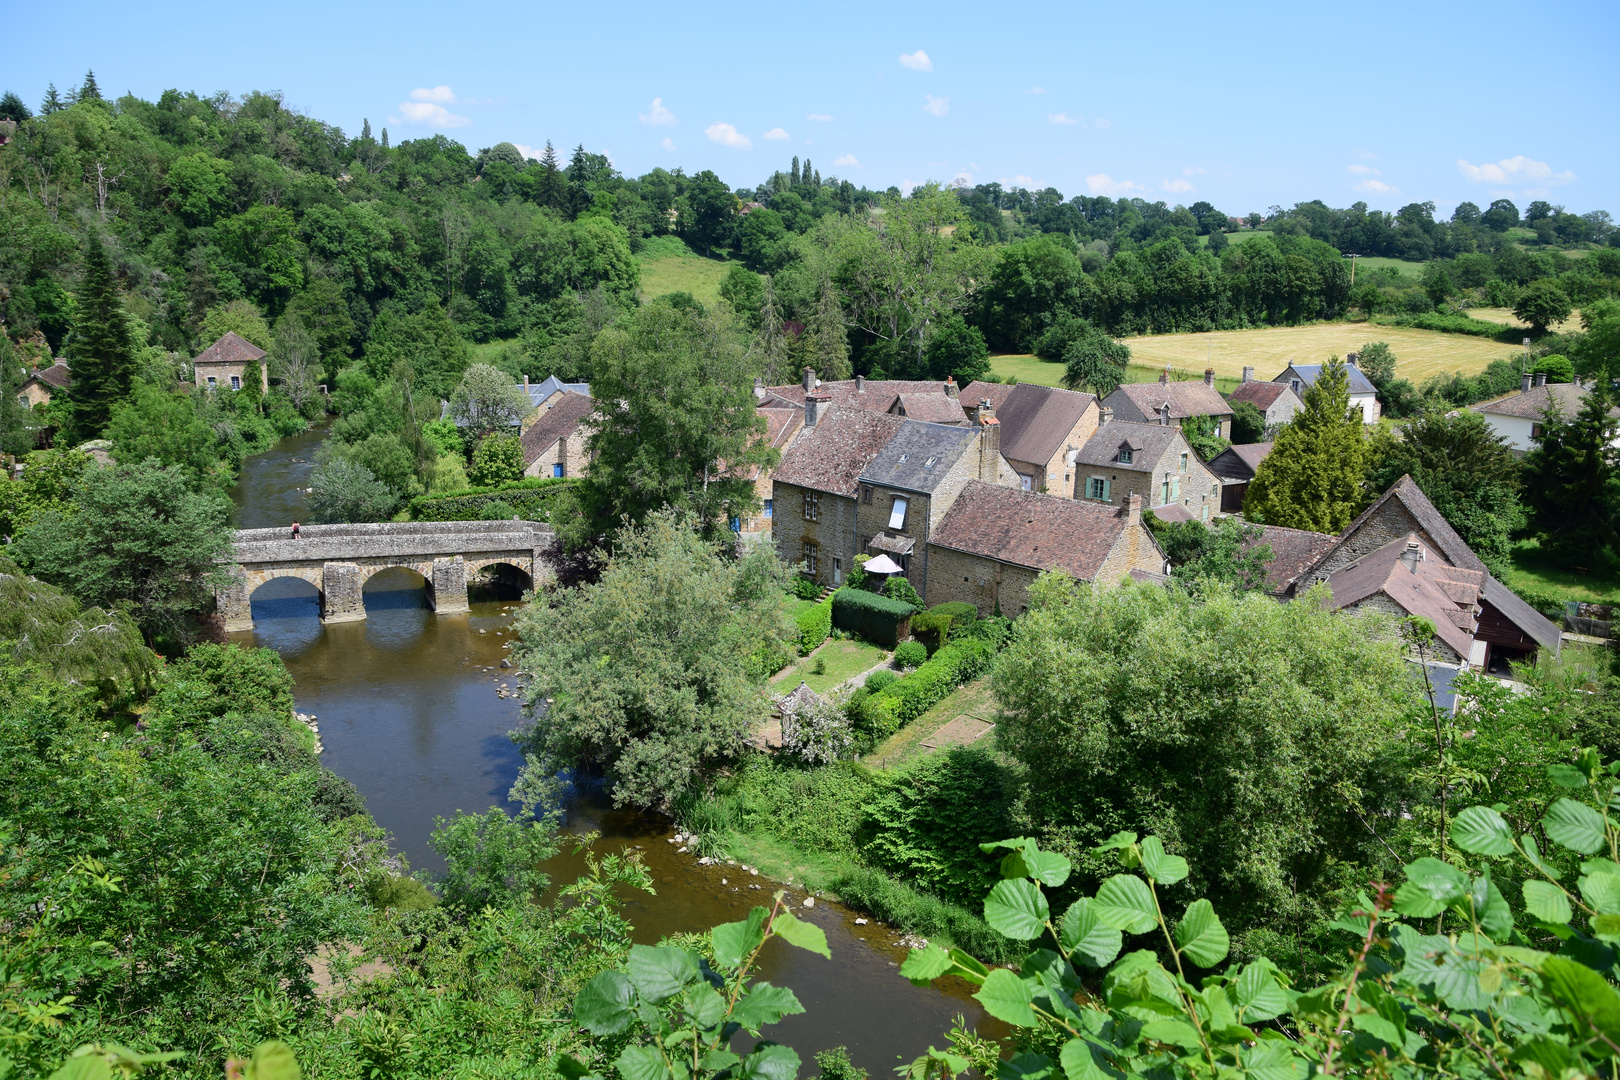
408 475 576 521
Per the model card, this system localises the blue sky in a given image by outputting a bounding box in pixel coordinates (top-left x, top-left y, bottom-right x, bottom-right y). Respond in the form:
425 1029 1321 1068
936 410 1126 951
11 0 1618 217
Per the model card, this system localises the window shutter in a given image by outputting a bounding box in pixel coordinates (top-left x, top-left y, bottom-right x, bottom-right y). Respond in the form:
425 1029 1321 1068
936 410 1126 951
1102 479 1111 502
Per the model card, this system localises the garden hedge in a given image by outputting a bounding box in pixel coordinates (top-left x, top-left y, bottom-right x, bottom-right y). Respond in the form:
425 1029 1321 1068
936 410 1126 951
796 595 834 655
910 601 978 651
857 636 996 740
832 588 914 648
408 477 576 522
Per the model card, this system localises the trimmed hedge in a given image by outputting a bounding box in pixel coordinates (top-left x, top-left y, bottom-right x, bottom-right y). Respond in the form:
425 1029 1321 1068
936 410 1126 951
1374 312 1506 339
910 601 979 651
832 588 915 647
796 595 834 655
408 477 576 522
857 636 997 740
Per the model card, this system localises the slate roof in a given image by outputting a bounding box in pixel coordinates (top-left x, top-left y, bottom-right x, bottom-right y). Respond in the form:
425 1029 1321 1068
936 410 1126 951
1248 524 1336 595
929 481 1146 582
1324 534 1484 659
994 383 1097 467
1103 379 1232 423
1480 576 1563 653
1075 420 1186 472
26 360 71 389
526 375 590 409
519 391 594 466
1473 382 1618 420
959 381 1017 413
859 419 979 494
1277 363 1377 396
1206 442 1273 482
771 406 905 497
193 331 266 367
894 393 969 425
1227 381 1292 410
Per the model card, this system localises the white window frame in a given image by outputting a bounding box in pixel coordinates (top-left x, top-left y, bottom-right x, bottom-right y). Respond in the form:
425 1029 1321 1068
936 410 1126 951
802 540 818 576
804 491 819 521
230 375 242 390
888 496 909 530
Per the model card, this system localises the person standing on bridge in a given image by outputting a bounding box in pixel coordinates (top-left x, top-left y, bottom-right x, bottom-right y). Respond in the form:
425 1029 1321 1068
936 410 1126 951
291 520 301 540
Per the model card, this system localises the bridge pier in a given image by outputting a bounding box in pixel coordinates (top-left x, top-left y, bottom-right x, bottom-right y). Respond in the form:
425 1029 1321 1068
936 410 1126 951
218 565 254 632
428 557 469 614
321 562 366 624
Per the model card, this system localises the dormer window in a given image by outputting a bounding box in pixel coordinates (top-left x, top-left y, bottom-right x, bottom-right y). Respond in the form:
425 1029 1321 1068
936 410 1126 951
1118 446 1133 464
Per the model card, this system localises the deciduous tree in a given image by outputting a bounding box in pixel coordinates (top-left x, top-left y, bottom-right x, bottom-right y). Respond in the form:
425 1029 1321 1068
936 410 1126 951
449 363 532 441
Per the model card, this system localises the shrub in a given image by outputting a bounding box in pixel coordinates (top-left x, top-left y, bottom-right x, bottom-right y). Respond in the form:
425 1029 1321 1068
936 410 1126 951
882 575 925 613
910 601 978 651
1377 311 1503 337
832 588 915 647
1509 581 1566 620
794 594 833 655
408 477 575 521
789 576 823 601
856 636 996 740
864 669 897 693
812 655 827 676
827 864 1019 962
893 641 927 669
478 499 517 521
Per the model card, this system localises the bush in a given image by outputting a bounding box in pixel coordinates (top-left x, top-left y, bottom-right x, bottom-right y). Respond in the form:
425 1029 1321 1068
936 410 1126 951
794 594 833 655
789 576 823 601
893 641 927 669
827 864 1019 962
882 575 925 613
864 669 897 693
478 500 517 521
856 636 996 740
1532 354 1574 383
1509 581 1567 620
408 477 575 521
832 588 915 647
1377 311 1504 337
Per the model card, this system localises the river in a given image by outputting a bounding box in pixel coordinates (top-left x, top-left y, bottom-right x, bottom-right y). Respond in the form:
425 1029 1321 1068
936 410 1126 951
226 428 992 1072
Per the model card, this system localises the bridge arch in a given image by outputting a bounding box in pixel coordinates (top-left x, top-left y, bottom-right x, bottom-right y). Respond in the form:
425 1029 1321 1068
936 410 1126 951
466 558 534 600
245 571 324 622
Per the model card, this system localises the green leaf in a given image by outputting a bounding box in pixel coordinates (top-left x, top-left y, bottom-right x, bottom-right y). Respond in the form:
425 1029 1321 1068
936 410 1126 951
740 1044 801 1080
1093 875 1158 935
1057 1041 1109 1080
1450 805 1515 856
1581 870 1620 915
556 1054 593 1080
1583 858 1620 876
1470 869 1514 940
947 948 990 985
1351 1012 1403 1047
712 907 769 969
731 984 805 1031
1523 880 1573 925
248 1042 300 1080
1393 857 1466 918
998 1052 1057 1080
771 912 830 958
974 968 1038 1027
1016 850 1072 888
702 1050 742 1073
682 984 728 1029
1522 834 1563 880
899 944 952 986
1232 959 1289 1022
1543 798 1607 855
1548 763 1589 788
1242 1040 1307 1080
48 1059 110 1080
1138 837 1189 885
1059 898 1122 968
615 1046 670 1080
1541 955 1620 1041
626 945 699 1003
984 878 1050 941
574 970 636 1035
1092 831 1137 854
1173 899 1230 967
1140 1019 1202 1049
1592 914 1620 941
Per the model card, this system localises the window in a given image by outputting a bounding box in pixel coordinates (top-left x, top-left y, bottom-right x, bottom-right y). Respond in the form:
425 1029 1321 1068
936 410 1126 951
552 463 565 478
804 491 819 521
763 499 773 519
888 496 909 530
16 394 25 407
230 375 242 390
802 540 819 576
1086 477 1110 500
1118 447 1133 464
1161 478 1171 504
1290 378 1302 394
206 376 218 387
1019 474 1033 491
1531 423 1544 439
1180 453 1188 472
861 485 873 504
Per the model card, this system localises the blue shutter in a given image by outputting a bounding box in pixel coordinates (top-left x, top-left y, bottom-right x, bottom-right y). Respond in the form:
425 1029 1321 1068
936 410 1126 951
1102 479 1111 502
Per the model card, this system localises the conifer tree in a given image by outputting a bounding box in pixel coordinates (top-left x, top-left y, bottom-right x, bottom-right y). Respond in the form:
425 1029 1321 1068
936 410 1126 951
1243 359 1371 533
536 141 566 212
77 70 102 103
755 275 791 385
66 233 138 439
0 91 30 122
805 276 851 380
41 83 63 114
1522 380 1620 559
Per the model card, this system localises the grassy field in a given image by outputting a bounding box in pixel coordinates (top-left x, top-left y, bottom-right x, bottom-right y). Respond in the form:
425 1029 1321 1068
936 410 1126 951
1502 540 1620 606
636 236 735 307
985 355 1245 393
772 637 888 695
866 677 996 769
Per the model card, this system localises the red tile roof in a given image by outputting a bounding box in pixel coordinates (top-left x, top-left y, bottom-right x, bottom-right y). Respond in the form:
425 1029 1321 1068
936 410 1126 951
27 360 71 389
1104 379 1232 423
930 480 1148 582
1227 381 1292 410
993 383 1096 467
1324 533 1483 658
193 331 267 367
894 393 968 424
1249 524 1336 595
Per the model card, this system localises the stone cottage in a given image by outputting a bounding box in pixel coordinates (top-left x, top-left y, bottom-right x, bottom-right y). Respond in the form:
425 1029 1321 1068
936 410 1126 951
1321 534 1485 665
1100 368 1233 438
1227 367 1302 428
17 360 70 408
1273 361 1380 425
1073 410 1222 521
520 391 595 479
193 332 269 392
960 381 1099 496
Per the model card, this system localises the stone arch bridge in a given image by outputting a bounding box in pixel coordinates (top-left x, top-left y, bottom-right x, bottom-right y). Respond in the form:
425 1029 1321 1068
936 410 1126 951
216 520 556 632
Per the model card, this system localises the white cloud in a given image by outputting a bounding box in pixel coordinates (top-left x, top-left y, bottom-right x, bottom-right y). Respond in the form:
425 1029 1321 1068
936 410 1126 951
512 144 542 161
705 122 751 148
1049 112 1080 125
1353 179 1398 194
409 86 457 103
763 127 791 141
639 97 677 126
1347 164 1380 176
1353 148 1378 160
807 113 833 122
660 137 677 151
1457 155 1574 186
1028 86 1046 95
398 100 470 128
922 94 949 117
1093 118 1111 129
833 154 860 167
1162 179 1195 193
899 50 933 72
1001 174 1037 187
1085 173 1143 196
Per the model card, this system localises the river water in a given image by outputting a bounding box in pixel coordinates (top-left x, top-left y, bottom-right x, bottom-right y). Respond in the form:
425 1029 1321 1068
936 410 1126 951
226 428 991 1072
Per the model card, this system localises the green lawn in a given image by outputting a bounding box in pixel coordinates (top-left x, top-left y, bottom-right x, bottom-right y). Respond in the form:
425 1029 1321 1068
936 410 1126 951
1502 540 1620 606
637 237 736 307
986 354 1243 394
866 677 997 770
773 638 887 695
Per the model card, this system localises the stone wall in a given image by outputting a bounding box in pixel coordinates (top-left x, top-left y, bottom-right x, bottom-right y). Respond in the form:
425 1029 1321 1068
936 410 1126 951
1300 502 1427 588
522 431 593 480
923 522 1164 615
772 482 858 587
1344 592 1465 664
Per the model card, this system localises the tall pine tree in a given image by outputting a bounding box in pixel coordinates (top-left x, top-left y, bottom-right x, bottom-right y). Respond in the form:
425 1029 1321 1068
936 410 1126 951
755 274 790 384
805 276 851 380
535 141 566 212
1243 359 1371 533
41 83 63 114
1522 381 1620 561
67 233 138 439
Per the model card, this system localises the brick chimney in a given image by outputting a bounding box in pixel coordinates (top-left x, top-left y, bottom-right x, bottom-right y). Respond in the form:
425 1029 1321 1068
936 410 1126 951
802 367 817 393
1127 492 1142 525
1400 539 1422 575
805 392 831 428
523 374 530 393
978 400 1000 481
1242 366 1254 383
1522 372 1533 393
1347 351 1360 367
1204 367 1215 387
1535 372 1547 387
1159 365 1171 385
1099 405 1113 426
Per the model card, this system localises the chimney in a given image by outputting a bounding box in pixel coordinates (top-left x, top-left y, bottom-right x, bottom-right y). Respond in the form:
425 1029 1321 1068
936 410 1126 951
855 374 864 393
1400 539 1422 575
1159 365 1170 385
1522 372 1533 393
1535 372 1547 387
1127 493 1142 525
805 392 830 428
1204 367 1215 387
753 376 764 401
944 376 958 399
1158 403 1171 427
802 367 817 393
1347 351 1360 367
1099 405 1113 426
1242 366 1254 383
523 374 530 392
978 402 1000 482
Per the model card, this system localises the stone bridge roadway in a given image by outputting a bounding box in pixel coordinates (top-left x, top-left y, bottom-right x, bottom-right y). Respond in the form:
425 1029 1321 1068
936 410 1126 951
215 520 555 632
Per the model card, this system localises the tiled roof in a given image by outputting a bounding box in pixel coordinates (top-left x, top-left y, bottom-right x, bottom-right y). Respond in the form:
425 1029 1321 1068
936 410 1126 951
728 407 803 481
1227 381 1291 409
1277 363 1377 396
1473 382 1618 420
1248 524 1336 595
1480 576 1563 653
526 376 590 408
771 406 905 497
760 377 950 414
1318 474 1486 578
994 383 1096 467
519 391 594 466
1075 419 1185 472
1324 534 1483 659
193 331 266 367
1207 442 1273 481
859 420 979 494
27 360 71 389
930 480 1145 582
1151 503 1195 523
1103 379 1231 423
959 381 1016 413
894 393 968 424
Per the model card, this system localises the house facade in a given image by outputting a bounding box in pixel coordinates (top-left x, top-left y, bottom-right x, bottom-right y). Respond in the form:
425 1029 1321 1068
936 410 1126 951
520 391 595 479
926 483 1166 615
1273 362 1380 425
17 360 70 408
961 381 1099 496
193 332 269 392
1073 412 1222 521
1100 368 1233 438
1471 373 1620 452
1228 368 1302 428
1206 442 1273 513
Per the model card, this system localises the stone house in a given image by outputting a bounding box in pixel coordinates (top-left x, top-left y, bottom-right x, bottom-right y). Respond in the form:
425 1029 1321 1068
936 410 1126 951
1471 373 1620 453
1248 524 1337 597
926 483 1167 615
757 368 958 416
1321 534 1485 665
733 406 803 534
520 375 591 430
520 391 594 479
1227 368 1303 428
1101 368 1234 438
960 381 1099 495
1206 442 1273 513
193 332 269 392
1073 411 1222 521
17 360 70 408
1273 362 1380 425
